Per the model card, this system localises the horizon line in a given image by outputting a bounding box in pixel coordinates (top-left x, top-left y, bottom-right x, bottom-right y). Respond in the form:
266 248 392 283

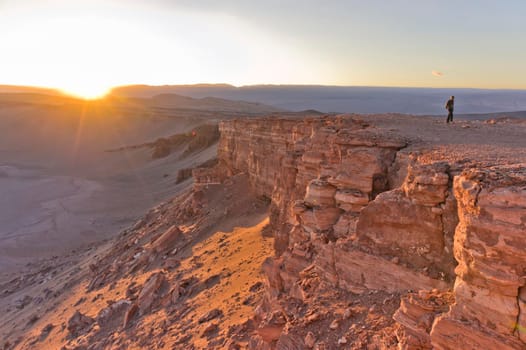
2 82 526 94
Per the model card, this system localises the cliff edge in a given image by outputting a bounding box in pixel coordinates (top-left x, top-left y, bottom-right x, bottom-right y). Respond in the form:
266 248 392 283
206 114 526 349
2 114 525 350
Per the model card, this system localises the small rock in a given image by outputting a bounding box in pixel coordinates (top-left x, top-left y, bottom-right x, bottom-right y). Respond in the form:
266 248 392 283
249 281 264 293
338 336 348 345
97 300 131 328
41 323 54 334
39 323 54 341
163 257 180 269
67 310 94 337
123 303 139 328
314 341 327 350
151 225 182 253
329 319 339 330
304 331 316 348
199 308 223 323
27 314 39 325
343 308 353 319
73 297 86 306
305 312 320 324
202 322 219 337
14 295 32 310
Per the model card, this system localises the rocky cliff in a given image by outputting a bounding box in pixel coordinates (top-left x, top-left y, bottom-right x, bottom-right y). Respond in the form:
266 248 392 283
4 114 525 350
201 115 526 349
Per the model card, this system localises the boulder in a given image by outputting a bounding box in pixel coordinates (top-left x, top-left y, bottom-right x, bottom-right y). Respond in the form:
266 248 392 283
67 311 94 337
96 300 131 329
151 225 182 253
138 272 166 314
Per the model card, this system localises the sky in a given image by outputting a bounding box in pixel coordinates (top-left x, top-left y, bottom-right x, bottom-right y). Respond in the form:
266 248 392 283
0 0 525 98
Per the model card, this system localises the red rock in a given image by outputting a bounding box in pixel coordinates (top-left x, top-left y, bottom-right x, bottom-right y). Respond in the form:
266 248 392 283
356 190 451 272
123 303 139 328
304 180 336 207
304 332 316 348
67 310 94 337
150 225 181 253
328 147 392 195
213 117 526 349
333 248 449 293
137 272 166 314
394 290 453 349
402 162 450 207
96 300 131 329
201 322 219 337
332 213 358 238
430 166 526 349
198 308 223 323
334 189 369 212
275 333 304 350
299 206 341 233
430 316 525 350
256 324 285 343
518 287 526 343
329 319 339 330
312 243 338 287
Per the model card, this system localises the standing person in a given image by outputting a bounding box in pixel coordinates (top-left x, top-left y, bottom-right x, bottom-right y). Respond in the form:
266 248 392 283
445 96 455 123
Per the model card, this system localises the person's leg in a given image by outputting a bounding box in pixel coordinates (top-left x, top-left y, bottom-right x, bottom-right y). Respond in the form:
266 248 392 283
447 111 451 123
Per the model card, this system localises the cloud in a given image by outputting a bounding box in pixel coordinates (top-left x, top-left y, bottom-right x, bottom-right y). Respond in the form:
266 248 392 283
432 70 443 77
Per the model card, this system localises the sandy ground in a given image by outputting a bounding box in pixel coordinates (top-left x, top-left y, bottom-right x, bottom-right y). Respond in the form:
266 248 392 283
0 165 102 266
0 144 217 274
0 172 273 349
0 99 220 275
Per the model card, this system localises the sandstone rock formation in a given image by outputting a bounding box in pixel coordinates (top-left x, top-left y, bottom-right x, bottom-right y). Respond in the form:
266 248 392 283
430 166 526 350
207 115 526 349
4 114 526 350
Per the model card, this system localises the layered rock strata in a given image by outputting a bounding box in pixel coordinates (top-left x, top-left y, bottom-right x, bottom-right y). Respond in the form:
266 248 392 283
430 166 526 350
202 115 526 349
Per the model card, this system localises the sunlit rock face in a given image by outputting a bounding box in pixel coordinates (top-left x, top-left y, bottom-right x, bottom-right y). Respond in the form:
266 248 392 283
430 166 526 350
10 114 526 349
214 115 526 349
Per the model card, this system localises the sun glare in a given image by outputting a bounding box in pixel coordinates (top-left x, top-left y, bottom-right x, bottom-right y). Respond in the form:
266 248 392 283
60 85 111 100
0 2 335 94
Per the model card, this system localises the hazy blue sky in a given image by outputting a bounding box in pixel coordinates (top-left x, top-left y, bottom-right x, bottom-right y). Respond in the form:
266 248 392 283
0 0 525 97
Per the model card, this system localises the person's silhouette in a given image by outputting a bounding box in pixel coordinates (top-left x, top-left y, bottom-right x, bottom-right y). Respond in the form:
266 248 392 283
445 96 455 123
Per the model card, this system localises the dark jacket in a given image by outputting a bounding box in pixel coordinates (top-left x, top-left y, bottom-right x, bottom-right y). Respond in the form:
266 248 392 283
445 98 454 111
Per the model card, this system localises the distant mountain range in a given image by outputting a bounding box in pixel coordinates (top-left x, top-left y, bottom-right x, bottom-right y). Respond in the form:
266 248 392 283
0 85 283 115
110 84 526 115
2 84 526 115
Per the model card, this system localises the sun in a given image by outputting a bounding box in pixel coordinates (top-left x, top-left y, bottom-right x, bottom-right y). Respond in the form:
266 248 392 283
59 84 112 100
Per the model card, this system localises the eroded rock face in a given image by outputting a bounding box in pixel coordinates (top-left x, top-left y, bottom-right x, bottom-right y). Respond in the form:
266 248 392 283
215 116 525 349
430 166 526 349
394 290 454 349
11 115 524 350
